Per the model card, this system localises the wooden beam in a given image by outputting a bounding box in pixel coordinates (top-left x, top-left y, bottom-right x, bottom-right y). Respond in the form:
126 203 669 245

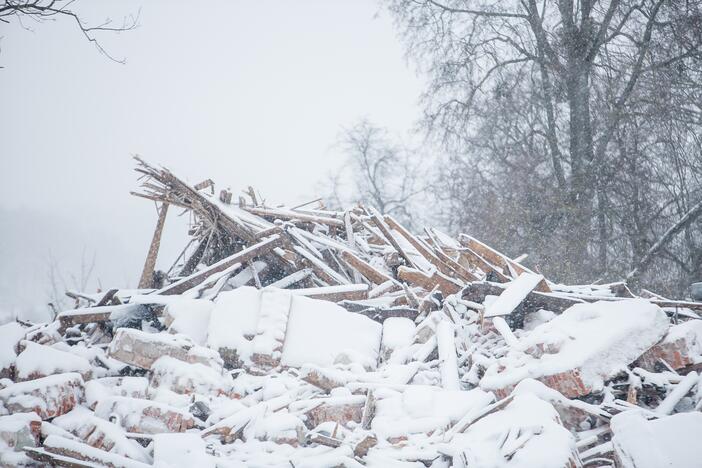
291 284 369 302
340 251 393 285
397 266 462 295
57 304 142 331
242 206 344 227
461 281 583 314
138 202 169 289
458 234 550 292
484 273 546 318
367 208 415 268
456 246 510 282
386 215 476 282
156 235 283 295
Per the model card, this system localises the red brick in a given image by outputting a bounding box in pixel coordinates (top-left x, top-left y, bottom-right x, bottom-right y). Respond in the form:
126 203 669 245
0 373 84 420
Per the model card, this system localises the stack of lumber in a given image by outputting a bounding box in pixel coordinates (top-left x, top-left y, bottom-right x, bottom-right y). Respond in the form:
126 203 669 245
2 159 702 467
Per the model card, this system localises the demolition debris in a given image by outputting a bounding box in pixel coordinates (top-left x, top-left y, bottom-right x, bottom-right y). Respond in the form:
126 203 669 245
2 158 702 467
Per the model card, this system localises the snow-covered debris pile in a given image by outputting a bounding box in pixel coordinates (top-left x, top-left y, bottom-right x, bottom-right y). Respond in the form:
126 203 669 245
2 158 702 467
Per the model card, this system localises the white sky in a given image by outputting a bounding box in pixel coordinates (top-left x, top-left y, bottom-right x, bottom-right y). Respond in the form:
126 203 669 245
0 0 423 320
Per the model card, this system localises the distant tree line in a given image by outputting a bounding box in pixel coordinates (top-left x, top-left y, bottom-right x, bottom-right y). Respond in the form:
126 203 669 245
330 0 702 296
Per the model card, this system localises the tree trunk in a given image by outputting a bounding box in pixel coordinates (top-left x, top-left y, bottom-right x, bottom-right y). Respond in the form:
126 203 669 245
562 55 595 281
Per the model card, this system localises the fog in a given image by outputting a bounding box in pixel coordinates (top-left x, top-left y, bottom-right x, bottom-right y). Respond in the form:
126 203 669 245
0 0 422 321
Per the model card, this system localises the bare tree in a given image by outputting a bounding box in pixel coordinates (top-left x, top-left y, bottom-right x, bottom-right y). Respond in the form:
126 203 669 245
386 0 702 285
0 0 138 63
323 120 430 228
45 247 97 318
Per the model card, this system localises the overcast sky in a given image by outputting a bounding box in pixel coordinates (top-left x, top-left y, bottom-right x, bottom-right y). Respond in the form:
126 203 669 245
0 0 423 321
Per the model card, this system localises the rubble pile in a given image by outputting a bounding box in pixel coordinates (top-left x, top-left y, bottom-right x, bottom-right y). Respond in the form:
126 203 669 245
2 159 702 467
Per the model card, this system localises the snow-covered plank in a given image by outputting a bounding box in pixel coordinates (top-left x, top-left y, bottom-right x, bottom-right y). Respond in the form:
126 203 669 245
484 272 546 318
436 320 460 391
289 283 369 302
242 206 345 227
397 266 462 295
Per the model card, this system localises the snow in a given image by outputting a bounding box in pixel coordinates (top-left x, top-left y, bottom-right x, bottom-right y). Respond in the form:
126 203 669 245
371 386 493 440
0 411 40 434
15 340 92 380
659 319 702 363
0 321 26 371
436 320 460 390
281 294 382 369
84 376 148 409
484 273 544 318
389 228 433 272
0 372 84 418
154 433 215 468
447 393 578 468
382 317 416 351
510 378 610 419
481 299 670 393
207 285 266 365
251 287 292 363
248 410 306 443
611 410 702 468
290 284 369 297
150 355 233 396
655 371 699 415
94 396 192 434
43 434 151 468
163 298 214 346
53 406 151 463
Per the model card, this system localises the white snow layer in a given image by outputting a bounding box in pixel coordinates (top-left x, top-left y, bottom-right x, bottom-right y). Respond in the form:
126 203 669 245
208 286 382 369
448 393 578 468
15 340 92 380
611 410 702 468
0 322 26 371
164 298 214 346
481 299 670 393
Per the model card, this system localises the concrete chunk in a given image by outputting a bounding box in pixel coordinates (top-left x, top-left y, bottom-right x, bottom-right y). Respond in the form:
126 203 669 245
636 320 702 371
94 396 195 434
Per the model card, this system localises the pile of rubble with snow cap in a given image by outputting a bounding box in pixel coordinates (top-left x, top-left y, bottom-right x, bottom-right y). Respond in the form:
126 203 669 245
2 159 702 467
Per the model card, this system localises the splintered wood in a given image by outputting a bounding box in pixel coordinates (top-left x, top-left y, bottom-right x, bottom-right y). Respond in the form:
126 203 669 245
4 158 702 468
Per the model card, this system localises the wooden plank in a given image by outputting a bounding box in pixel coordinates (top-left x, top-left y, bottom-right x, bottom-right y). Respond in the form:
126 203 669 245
193 178 214 192
650 299 702 313
461 281 583 314
156 235 283 295
267 268 313 289
24 448 96 468
433 247 480 282
386 215 477 282
57 304 142 331
290 284 369 302
367 208 416 268
343 210 364 284
458 234 550 292
138 202 169 289
340 250 393 285
484 273 546 318
338 305 419 323
242 206 344 227
436 320 460 390
95 289 119 307
293 245 349 285
397 266 462 295
456 247 510 283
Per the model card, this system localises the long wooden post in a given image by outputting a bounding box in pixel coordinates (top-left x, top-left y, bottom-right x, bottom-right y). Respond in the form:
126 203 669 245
138 202 169 288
